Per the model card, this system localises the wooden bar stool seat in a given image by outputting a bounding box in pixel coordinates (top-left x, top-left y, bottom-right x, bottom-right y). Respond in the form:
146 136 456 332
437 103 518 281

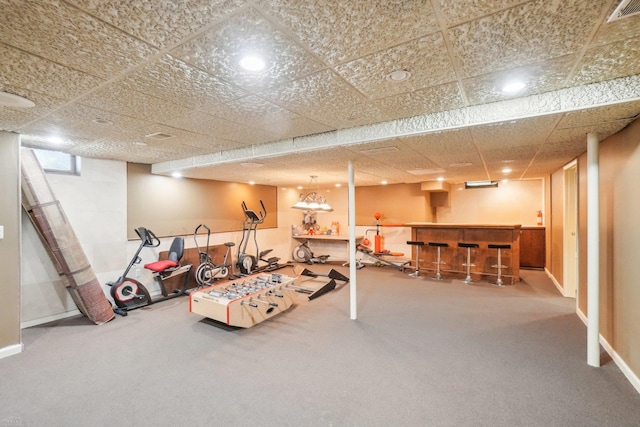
488 244 511 286
406 241 425 277
458 242 479 283
428 242 448 280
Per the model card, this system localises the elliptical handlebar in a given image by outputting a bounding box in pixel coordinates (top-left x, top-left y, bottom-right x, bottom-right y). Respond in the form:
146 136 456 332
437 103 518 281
135 227 160 248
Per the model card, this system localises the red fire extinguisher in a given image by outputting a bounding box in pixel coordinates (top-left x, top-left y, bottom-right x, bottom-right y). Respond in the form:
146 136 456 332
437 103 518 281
537 210 543 226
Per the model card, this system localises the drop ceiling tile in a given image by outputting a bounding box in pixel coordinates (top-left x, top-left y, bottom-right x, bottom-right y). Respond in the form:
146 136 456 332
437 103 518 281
376 82 465 120
547 120 633 145
0 45 106 101
161 110 245 136
462 54 577 106
120 54 247 110
171 8 325 91
557 101 640 129
208 95 299 126
448 0 605 78
0 0 158 79
257 0 439 65
216 126 281 145
0 90 69 131
20 103 151 141
67 0 247 48
436 0 526 27
567 36 640 86
261 117 334 140
259 69 369 126
78 84 191 123
591 7 640 47
471 116 559 149
335 33 455 99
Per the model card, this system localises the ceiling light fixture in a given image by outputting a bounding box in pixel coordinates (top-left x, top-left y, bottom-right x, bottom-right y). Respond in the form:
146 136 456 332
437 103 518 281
502 81 526 94
386 69 411 82
92 118 113 125
239 55 265 71
291 175 333 212
0 90 35 108
171 172 182 178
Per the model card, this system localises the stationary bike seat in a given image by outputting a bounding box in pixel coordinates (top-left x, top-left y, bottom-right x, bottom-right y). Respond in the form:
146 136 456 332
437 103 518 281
144 259 178 273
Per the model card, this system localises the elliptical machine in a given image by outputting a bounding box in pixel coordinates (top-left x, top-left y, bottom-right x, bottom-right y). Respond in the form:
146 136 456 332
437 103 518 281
236 200 281 275
193 224 234 287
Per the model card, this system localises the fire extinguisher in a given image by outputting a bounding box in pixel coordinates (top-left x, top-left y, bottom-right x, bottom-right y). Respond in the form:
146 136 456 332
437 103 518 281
537 210 543 226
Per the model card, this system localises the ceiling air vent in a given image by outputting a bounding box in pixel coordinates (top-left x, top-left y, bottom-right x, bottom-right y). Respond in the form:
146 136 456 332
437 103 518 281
607 0 640 22
464 180 498 189
145 132 175 140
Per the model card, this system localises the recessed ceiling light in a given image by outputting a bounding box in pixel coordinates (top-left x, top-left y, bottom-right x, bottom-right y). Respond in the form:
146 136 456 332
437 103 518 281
386 70 411 82
171 172 182 178
48 136 64 145
335 183 341 188
0 90 35 108
502 81 526 94
92 118 113 125
502 168 512 174
437 177 445 182
381 180 388 185
248 181 255 185
239 55 265 71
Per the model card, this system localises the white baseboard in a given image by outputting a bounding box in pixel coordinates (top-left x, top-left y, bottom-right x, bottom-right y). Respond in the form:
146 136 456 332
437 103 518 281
0 343 23 360
600 335 640 394
575 307 640 394
20 309 82 329
544 268 566 296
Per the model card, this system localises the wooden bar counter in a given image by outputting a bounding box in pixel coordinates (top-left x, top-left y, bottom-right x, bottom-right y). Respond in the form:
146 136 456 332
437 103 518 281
405 223 521 284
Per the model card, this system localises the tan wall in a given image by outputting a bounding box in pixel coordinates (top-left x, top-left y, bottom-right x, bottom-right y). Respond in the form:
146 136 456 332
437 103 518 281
127 163 277 239
549 169 564 285
355 183 431 225
0 132 21 354
576 118 640 379
436 180 543 225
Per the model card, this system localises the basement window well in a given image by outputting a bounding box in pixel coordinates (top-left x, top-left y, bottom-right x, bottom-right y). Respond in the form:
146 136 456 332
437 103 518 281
33 149 81 175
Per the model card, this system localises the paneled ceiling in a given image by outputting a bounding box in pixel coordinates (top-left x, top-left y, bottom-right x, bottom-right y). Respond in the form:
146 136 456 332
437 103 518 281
2 0 640 187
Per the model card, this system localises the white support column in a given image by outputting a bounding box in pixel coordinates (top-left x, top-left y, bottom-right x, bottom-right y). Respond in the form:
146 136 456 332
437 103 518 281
348 160 357 320
587 132 600 367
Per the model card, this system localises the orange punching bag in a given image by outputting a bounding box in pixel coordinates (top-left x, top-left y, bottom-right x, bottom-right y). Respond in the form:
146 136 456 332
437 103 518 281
374 212 382 253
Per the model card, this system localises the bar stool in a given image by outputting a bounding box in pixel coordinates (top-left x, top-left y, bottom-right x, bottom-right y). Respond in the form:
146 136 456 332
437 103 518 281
428 242 448 280
458 242 479 283
406 241 425 277
488 244 511 286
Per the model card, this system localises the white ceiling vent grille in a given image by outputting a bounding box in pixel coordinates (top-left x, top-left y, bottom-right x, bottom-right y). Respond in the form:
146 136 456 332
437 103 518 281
607 0 640 22
145 132 175 140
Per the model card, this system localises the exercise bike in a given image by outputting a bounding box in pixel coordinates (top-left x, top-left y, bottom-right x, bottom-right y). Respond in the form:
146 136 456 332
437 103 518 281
236 200 282 275
107 227 192 315
193 223 234 287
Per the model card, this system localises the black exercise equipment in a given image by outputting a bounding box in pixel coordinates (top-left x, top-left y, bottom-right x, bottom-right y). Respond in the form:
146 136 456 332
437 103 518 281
292 239 330 264
193 224 234 287
107 227 192 315
300 267 349 283
236 200 283 275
